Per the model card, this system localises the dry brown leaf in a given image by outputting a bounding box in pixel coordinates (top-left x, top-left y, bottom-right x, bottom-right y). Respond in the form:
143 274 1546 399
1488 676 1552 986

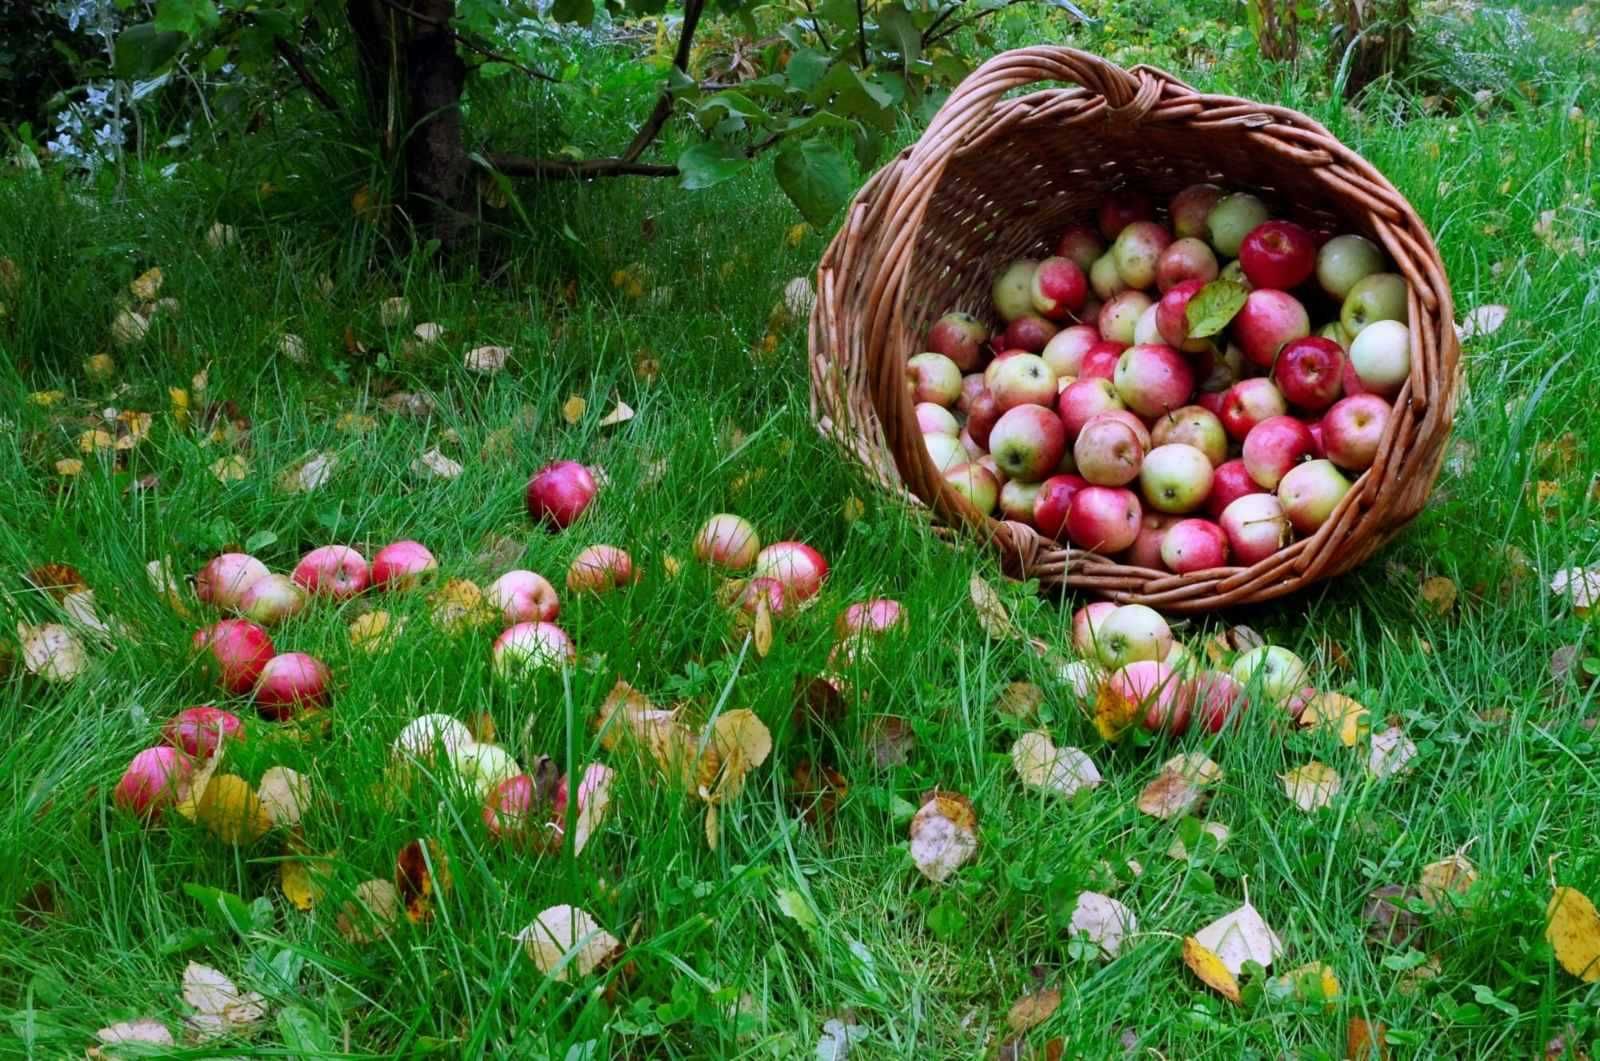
395 838 452 924
1419 854 1477 907
54 458 83 476
412 447 463 480
561 395 587 424
1418 576 1458 615
752 597 773 658
519 905 620 981
791 759 848 838
130 266 164 301
1347 1016 1388 1060
909 790 978 883
703 709 773 805
95 1017 174 1049
1281 762 1341 811
1069 891 1135 957
1182 937 1241 1004
869 716 915 768
995 681 1044 720
1300 692 1370 747
1194 902 1283 975
1137 753 1222 820
337 879 401 944
1546 887 1600 982
1367 726 1418 779
1167 821 1231 862
182 961 267 1041
209 455 250 483
257 766 309 827
598 400 635 427
970 573 1018 639
1006 987 1062 1034
1012 731 1101 797
1537 433 1580 475
276 450 338 493
464 345 510 374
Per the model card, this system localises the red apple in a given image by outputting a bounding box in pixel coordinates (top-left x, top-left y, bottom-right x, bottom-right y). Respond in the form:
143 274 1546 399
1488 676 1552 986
1155 238 1219 293
1079 341 1125 382
1003 314 1059 353
1074 415 1146 487
943 462 1000 514
753 542 829 603
1030 257 1089 320
493 622 576 678
193 619 275 696
254 652 331 720
114 746 194 819
1113 343 1196 419
1207 458 1266 517
1219 493 1292 564
1056 224 1106 270
1242 415 1316 489
196 553 270 611
1160 518 1229 573
958 372 987 413
1322 393 1391 471
292 545 370 599
927 312 988 371
1124 513 1172 569
989 353 1058 411
487 570 561 623
1273 335 1345 412
1000 478 1043 522
371 540 437 590
567 545 637 594
1093 409 1152 451
1218 378 1288 440
917 402 960 437
1155 278 1211 353
1306 419 1326 460
906 352 964 406
1169 183 1225 240
165 705 244 760
526 461 599 528
1239 220 1317 290
237 574 306 626
1057 378 1126 438
1071 601 1117 656
838 599 906 638
1111 221 1173 290
1190 671 1246 733
967 389 1003 449
1033 473 1089 539
1233 289 1310 368
989 405 1067 483
1107 660 1189 736
1066 485 1142 552
1151 405 1227 466
1098 191 1154 240
1041 324 1100 379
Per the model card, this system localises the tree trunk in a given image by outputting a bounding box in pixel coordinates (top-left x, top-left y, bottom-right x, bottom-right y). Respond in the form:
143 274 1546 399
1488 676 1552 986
346 0 474 253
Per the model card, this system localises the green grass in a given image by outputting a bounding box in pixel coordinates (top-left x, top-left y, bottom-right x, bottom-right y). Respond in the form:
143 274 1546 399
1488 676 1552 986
3 4 1600 1058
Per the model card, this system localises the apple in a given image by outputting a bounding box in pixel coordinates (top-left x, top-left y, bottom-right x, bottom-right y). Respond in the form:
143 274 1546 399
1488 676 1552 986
988 405 1067 482
1154 278 1209 352
917 402 961 437
114 746 194 819
1112 661 1190 736
1071 601 1117 656
487 570 561 623
1206 193 1270 257
1066 485 1142 552
984 349 1024 389
1125 513 1172 569
493 622 575 678
942 462 1000 515
1112 221 1172 290
1033 474 1089 539
165 706 244 760
1057 378 1126 438
1088 252 1127 301
1160 518 1229 573
527 461 598 528
193 619 275 695
1234 289 1310 367
1306 419 1326 460
1094 604 1172 667
567 545 636 593
1133 303 1163 346
1206 458 1264 517
1319 321 1350 350
1239 220 1317 290
927 312 988 371
1278 459 1353 534
1340 272 1409 334
1282 686 1319 721
1273 335 1345 411
196 553 270 611
1098 291 1154 346
1002 314 1058 354
1057 659 1104 703
1031 257 1089 320
1170 183 1225 239
1219 493 1292 564
834 600 904 640
906 352 964 406
254 652 331 719
992 260 1039 321
292 546 369 599
1200 343 1245 396
1242 415 1316 489
1317 234 1385 300
989 353 1058 411
1348 319 1411 397
1190 671 1246 732
735 577 788 620
1140 443 1214 513
966 390 1003 449
1056 224 1105 270
483 774 547 843
237 574 307 626
1098 191 1154 239
999 478 1044 522
1155 237 1219 292
1078 341 1126 382
1093 409 1152 451
1041 325 1100 379
1151 406 1227 466
1322 393 1391 471
1113 343 1196 418
925 431 967 472
958 373 987 413
753 542 829 602
371 540 437 589
1219 378 1288 440
1074 415 1146 487
1229 645 1308 704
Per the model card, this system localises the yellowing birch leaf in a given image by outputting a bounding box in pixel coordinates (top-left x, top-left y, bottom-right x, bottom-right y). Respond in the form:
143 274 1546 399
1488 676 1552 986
598 400 634 427
969 573 1017 639
1367 726 1418 779
1193 902 1283 975
210 455 250 483
1137 753 1221 820
1300 692 1370 746
561 395 587 424
1182 936 1241 1004
1012 731 1101 797
337 879 400 944
257 766 309 827
130 267 164 301
1546 886 1600 982
1281 762 1341 811
1069 891 1135 957
1419 854 1478 907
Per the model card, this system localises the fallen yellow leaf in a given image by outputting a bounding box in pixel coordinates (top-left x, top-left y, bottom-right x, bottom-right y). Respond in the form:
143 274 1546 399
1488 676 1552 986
786 223 810 247
842 496 865 523
1300 692 1370 747
1271 961 1340 1003
562 395 587 424
1006 986 1062 1034
1418 576 1458 615
130 266 164 301
1419 854 1477 907
29 390 65 406
753 597 773 658
1281 762 1341 811
196 775 271 846
1182 936 1240 1004
210 455 250 482
54 458 83 476
969 573 1018 640
279 856 331 911
1545 886 1600 982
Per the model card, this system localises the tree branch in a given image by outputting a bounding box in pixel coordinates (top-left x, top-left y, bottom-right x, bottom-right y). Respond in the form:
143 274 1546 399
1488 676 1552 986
800 0 833 51
487 155 681 180
274 38 343 114
854 0 870 67
919 4 958 46
926 0 1031 47
619 0 707 163
372 0 559 82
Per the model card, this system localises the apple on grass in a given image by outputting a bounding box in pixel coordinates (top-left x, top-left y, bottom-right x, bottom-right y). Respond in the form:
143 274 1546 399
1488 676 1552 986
1057 379 1126 438
254 652 331 720
1238 220 1316 290
488 570 561 624
753 542 829 602
1031 257 1089 320
989 404 1067 482
1219 493 1292 564
196 553 270 611
1190 671 1246 732
1348 319 1411 397
942 462 1001 515
1112 221 1173 290
1219 377 1288 440
1098 291 1153 346
1229 645 1308 705
989 353 1058 411
1074 415 1145 487
927 312 989 371
1056 225 1105 269
1155 237 1219 292
165 706 244 759
1206 458 1265 517
567 545 637 593
1139 444 1214 513
1066 485 1142 553
1095 604 1172 668
292 546 369 599
115 746 193 819
1160 518 1229 573
1233 288 1310 368
1278 459 1353 534
692 514 760 571
1170 183 1225 239
1041 325 1099 379
1113 343 1196 418
1107 660 1189 736
493 622 575 678
1099 191 1154 240
1033 474 1089 539
1322 393 1391 470
194 619 274 696
1151 406 1227 466
1340 272 1409 335
1207 193 1270 257
1317 234 1385 300
237 574 306 625
993 260 1040 321
906 352 963 406
1071 601 1117 656
372 540 437 589
527 461 598 528
1273 336 1345 411
1242 415 1316 489
838 599 906 639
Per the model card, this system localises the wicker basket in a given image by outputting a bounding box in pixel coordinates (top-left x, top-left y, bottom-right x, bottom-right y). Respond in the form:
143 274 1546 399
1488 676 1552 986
809 46 1459 613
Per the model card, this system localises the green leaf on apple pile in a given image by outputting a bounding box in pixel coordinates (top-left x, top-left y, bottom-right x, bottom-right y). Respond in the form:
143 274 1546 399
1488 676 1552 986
774 139 852 228
1186 280 1249 339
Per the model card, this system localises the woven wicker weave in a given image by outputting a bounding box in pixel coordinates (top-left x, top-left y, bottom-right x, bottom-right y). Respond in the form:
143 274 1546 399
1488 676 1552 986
809 46 1459 613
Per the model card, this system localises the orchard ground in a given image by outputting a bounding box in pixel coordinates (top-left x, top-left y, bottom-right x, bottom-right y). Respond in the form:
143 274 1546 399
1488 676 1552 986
3 2 1600 1057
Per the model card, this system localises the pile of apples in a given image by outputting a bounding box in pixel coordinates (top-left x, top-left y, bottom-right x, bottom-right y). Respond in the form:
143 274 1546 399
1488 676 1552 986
911 184 1412 573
